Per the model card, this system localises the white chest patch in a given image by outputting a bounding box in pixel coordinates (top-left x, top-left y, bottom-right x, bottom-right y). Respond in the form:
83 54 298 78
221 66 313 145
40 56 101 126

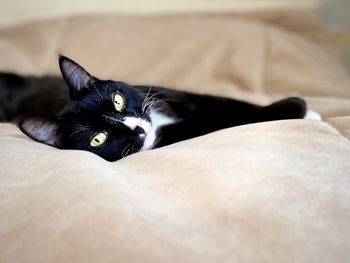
149 111 177 131
141 111 177 151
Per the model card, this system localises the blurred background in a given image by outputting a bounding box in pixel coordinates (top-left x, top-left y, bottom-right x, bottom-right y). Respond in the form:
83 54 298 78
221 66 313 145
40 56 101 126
0 1 322 26
0 0 349 71
320 0 350 71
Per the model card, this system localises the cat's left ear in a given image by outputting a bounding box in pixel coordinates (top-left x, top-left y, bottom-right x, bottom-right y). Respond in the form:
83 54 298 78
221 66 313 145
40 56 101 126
59 55 97 99
19 115 62 147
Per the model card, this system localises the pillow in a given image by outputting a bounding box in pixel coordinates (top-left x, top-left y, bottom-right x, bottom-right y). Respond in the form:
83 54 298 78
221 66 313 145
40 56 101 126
1 117 350 262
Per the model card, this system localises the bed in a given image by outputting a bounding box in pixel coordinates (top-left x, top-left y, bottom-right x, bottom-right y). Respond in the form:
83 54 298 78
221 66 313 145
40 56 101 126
0 4 350 263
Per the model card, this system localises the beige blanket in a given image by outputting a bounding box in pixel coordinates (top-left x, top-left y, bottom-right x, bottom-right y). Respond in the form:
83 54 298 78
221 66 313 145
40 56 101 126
1 10 350 263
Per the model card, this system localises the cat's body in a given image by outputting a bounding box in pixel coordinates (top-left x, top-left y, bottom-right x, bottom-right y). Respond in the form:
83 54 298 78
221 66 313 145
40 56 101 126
0 56 310 161
0 73 68 122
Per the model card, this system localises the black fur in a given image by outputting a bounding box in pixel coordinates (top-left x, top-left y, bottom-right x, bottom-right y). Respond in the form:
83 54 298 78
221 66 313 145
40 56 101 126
0 56 306 161
0 73 68 122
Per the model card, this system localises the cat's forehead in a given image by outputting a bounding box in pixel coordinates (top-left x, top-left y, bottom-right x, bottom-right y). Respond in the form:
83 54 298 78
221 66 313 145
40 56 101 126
102 80 133 92
60 80 143 117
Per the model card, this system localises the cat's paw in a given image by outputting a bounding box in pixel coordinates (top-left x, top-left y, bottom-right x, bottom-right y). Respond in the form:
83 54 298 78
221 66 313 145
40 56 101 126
304 110 322 120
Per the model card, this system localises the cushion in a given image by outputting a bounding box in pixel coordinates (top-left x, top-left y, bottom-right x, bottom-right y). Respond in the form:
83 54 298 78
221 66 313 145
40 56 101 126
1 11 350 263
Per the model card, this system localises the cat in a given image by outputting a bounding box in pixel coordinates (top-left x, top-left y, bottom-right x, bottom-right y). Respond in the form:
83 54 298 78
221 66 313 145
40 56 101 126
0 56 310 161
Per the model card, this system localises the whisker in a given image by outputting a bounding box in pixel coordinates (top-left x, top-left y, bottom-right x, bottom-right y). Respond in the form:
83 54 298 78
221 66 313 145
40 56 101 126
142 87 153 113
70 127 90 138
123 145 132 158
92 82 104 100
145 98 167 115
142 89 167 114
121 143 131 158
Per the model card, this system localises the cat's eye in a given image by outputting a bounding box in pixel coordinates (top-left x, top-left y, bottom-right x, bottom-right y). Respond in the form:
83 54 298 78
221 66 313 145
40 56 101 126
113 92 126 112
90 132 108 147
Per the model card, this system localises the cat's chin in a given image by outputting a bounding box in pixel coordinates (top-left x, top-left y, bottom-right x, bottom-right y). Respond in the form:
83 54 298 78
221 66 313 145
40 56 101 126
140 130 156 151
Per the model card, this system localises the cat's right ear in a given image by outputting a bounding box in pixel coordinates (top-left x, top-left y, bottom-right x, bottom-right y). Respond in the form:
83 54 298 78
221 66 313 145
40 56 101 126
19 116 62 147
59 55 96 100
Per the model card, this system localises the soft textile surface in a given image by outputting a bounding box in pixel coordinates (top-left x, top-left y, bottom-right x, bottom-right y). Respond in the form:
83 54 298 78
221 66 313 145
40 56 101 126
1 10 350 263
1 119 350 263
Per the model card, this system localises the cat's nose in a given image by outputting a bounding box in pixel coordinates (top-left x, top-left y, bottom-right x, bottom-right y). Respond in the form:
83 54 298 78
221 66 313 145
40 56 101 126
134 125 145 135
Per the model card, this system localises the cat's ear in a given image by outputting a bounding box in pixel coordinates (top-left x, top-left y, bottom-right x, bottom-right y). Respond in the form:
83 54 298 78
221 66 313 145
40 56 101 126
59 55 96 99
20 116 62 147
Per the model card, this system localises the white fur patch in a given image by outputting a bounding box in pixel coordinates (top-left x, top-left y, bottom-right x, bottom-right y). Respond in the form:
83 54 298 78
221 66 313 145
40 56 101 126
140 111 177 151
123 117 151 132
304 110 322 120
122 112 177 151
141 129 156 151
122 117 155 151
149 111 177 130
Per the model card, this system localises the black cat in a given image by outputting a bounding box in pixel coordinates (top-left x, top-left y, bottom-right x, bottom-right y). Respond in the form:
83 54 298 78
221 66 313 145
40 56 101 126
0 56 308 161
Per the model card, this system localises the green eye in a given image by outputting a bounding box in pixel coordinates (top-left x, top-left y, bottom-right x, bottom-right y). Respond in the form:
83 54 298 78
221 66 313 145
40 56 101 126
113 92 126 112
90 132 107 147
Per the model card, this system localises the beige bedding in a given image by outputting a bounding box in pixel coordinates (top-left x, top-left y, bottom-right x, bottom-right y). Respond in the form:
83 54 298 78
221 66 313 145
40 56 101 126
1 9 350 263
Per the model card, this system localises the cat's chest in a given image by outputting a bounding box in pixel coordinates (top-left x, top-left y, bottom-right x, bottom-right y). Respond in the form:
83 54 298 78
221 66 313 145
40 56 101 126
149 111 177 131
139 111 177 151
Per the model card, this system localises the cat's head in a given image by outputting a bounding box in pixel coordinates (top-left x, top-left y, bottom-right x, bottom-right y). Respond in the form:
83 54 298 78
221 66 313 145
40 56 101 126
20 56 155 161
